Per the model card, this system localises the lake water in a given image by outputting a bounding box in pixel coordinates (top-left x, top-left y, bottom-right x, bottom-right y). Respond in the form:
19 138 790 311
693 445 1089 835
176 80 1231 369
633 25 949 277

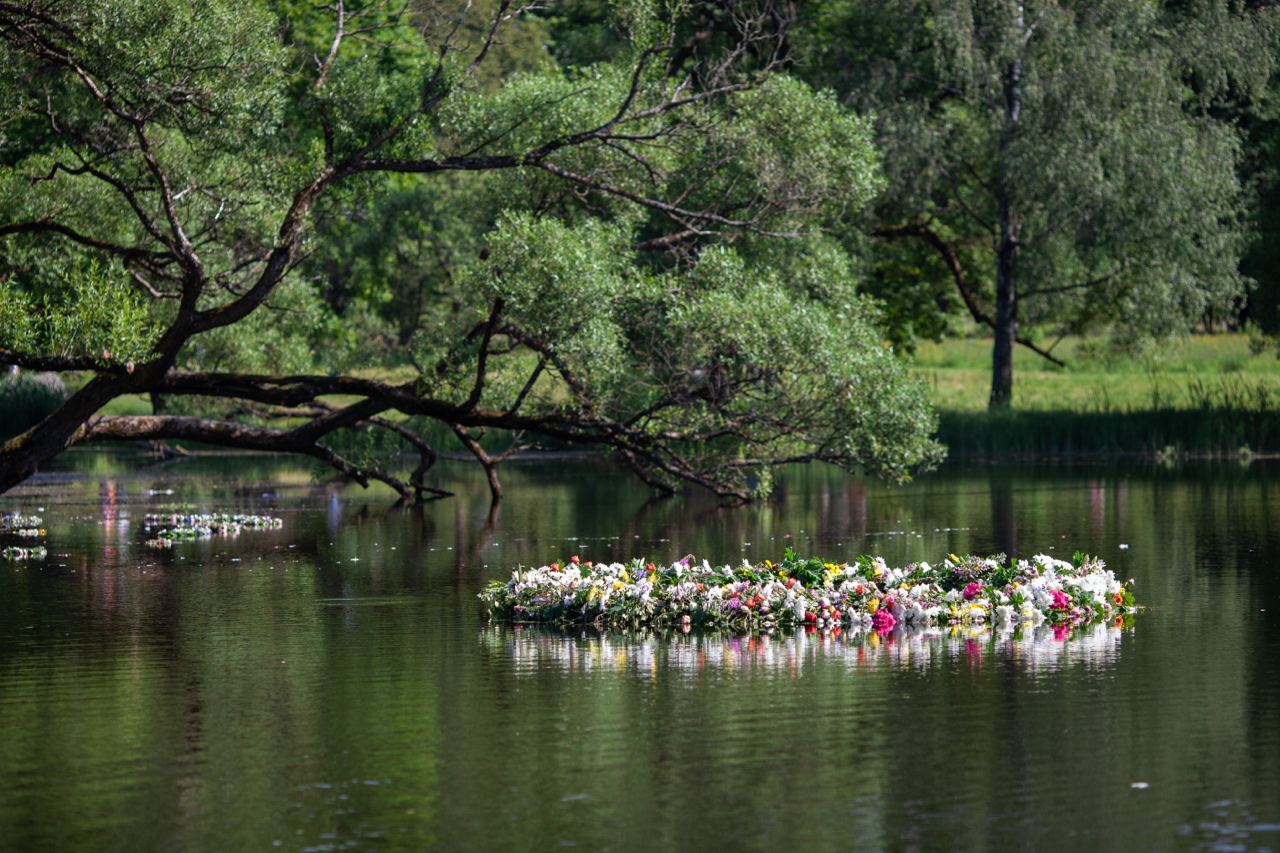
1 454 1278 851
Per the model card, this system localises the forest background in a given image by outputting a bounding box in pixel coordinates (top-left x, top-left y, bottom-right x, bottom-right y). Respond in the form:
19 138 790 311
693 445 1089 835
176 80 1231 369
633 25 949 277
3 0 1280 499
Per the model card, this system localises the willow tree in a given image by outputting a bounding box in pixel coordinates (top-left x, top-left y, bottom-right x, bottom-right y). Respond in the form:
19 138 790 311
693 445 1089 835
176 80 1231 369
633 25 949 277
800 0 1272 407
0 0 942 501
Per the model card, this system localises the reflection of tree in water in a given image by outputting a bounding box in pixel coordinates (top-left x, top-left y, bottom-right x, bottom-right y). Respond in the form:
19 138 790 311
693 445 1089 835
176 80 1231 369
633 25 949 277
990 473 1018 558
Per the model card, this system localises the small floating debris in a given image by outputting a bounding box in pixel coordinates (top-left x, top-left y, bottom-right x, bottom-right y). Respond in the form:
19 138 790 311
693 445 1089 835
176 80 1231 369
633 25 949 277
144 513 284 548
1 514 46 538
481 550 1138 634
2 546 47 561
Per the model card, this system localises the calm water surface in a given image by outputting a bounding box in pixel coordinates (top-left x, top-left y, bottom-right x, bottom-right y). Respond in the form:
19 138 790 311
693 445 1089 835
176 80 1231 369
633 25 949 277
1 454 1278 851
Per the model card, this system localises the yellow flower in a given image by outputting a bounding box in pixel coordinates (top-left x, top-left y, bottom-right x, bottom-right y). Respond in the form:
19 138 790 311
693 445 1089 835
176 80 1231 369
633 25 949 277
868 597 880 613
778 570 788 580
612 580 625 591
620 570 630 583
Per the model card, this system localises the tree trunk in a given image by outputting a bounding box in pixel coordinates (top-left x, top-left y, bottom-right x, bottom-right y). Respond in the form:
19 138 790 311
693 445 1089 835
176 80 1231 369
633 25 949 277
0 373 135 491
990 236 1017 409
990 5 1024 411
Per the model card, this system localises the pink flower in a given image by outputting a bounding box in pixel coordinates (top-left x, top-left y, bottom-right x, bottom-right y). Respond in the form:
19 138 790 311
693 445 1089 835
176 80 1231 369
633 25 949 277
871 609 896 634
1051 590 1071 611
962 582 982 601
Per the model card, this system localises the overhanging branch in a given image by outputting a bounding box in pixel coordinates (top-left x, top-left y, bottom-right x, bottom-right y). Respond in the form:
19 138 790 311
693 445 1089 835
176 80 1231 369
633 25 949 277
871 223 1066 367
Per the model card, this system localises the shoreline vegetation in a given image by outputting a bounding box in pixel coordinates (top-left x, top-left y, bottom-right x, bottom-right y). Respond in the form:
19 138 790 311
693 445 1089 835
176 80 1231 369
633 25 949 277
919 333 1280 459
9 333 1279 464
481 551 1138 635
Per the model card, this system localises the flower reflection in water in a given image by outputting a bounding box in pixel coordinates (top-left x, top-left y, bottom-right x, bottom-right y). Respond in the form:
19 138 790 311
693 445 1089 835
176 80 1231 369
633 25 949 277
482 620 1130 679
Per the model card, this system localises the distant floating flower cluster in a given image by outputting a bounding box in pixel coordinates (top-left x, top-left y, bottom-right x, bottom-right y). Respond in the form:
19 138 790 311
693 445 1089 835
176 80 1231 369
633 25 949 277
144 513 284 548
483 619 1130 677
480 550 1138 634
2 546 47 561
0 513 46 539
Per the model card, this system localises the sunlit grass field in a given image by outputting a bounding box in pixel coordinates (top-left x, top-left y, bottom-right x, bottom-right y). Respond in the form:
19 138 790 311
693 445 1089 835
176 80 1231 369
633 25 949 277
911 333 1280 413
915 334 1280 456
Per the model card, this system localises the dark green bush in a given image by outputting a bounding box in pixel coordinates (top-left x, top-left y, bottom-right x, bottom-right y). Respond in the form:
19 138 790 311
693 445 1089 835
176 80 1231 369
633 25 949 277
0 371 67 439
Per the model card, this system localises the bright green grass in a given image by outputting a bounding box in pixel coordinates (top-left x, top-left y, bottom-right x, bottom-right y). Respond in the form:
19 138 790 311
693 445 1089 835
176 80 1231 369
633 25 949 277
911 333 1280 413
916 334 1280 455
98 394 154 417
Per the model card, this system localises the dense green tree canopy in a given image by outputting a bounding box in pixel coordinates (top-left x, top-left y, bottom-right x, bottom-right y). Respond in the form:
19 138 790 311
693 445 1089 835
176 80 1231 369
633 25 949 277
798 0 1276 407
0 0 942 500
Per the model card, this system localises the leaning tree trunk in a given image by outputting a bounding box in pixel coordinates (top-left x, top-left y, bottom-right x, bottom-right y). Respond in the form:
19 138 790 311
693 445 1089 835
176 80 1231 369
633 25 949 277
0 374 138 491
989 7 1025 411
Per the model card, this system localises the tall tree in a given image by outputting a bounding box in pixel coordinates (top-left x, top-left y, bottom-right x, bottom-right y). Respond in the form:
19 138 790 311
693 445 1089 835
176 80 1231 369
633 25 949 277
0 0 942 501
800 0 1273 407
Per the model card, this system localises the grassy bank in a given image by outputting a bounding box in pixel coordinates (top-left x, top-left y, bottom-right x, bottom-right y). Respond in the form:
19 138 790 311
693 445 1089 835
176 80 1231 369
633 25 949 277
917 333 1280 457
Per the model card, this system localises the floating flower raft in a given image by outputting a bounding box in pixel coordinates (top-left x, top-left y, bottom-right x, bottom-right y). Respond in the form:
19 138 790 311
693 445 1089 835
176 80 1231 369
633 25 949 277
1 514 46 538
480 550 1137 634
144 512 284 548
2 546 47 561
